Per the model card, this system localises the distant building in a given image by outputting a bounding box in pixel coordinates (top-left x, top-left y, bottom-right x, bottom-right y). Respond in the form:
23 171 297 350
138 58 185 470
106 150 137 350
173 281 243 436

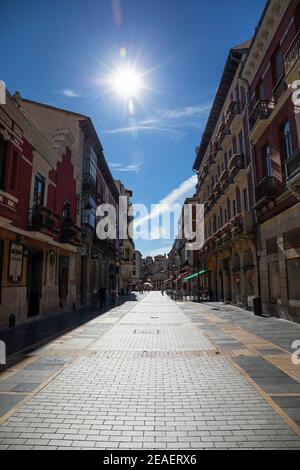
115 180 135 294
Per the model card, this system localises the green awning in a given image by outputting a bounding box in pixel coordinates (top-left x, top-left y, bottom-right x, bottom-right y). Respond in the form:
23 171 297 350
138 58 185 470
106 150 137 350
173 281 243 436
183 270 208 282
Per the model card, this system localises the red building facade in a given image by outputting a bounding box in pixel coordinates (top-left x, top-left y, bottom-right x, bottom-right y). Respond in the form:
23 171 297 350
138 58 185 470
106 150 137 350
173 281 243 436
0 92 79 327
244 0 300 321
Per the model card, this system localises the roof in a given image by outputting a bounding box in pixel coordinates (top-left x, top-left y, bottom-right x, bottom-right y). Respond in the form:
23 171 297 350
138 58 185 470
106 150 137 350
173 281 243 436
192 41 251 171
21 97 89 120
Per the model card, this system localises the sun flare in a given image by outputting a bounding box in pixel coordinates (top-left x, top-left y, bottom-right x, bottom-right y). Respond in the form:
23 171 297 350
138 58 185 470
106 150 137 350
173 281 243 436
111 66 144 100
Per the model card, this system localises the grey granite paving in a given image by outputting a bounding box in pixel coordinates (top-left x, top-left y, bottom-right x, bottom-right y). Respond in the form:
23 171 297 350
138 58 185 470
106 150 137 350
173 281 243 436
0 292 299 450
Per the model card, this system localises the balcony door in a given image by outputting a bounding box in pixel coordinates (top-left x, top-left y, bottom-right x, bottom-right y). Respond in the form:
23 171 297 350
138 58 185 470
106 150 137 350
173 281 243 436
33 174 45 208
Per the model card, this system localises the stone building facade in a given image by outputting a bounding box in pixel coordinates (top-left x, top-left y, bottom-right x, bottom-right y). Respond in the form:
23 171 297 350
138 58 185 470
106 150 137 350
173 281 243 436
193 42 259 309
244 0 300 322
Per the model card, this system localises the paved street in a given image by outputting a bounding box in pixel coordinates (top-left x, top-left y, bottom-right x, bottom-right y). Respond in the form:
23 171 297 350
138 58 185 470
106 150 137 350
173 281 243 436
0 292 300 450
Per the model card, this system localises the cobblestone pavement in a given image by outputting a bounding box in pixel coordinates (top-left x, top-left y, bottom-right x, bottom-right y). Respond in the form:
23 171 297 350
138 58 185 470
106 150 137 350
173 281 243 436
0 292 300 450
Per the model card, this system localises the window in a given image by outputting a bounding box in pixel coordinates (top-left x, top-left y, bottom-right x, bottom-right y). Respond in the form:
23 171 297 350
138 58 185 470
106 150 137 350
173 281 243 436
243 189 248 212
271 47 284 87
224 153 228 169
256 80 265 101
125 248 130 262
232 200 236 217
227 198 231 220
268 262 280 304
0 136 7 190
10 152 18 191
82 195 96 228
219 207 223 227
239 131 245 157
287 259 300 301
62 200 71 222
33 174 45 207
83 146 97 185
263 145 272 177
282 121 293 160
266 237 278 255
232 136 237 154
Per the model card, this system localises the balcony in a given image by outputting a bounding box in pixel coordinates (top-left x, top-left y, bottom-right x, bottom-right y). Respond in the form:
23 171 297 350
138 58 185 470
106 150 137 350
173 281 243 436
284 30 300 83
82 174 97 193
28 207 58 236
249 100 273 132
230 214 244 237
272 76 287 104
285 148 300 197
255 177 283 208
60 218 81 246
226 101 244 128
228 154 246 179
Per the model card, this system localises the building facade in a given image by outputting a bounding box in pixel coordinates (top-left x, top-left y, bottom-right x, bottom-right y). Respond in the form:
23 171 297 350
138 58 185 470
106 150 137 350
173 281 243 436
244 0 300 322
21 98 120 307
193 42 259 309
132 250 143 287
0 92 79 327
115 180 135 294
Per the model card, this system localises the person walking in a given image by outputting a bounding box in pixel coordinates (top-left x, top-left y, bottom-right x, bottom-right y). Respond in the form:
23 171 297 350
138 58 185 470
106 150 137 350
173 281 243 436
99 285 106 310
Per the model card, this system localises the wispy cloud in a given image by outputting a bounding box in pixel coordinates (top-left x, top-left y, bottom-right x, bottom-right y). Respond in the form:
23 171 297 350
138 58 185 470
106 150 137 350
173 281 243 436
61 89 81 98
110 162 142 173
104 103 210 138
135 174 197 230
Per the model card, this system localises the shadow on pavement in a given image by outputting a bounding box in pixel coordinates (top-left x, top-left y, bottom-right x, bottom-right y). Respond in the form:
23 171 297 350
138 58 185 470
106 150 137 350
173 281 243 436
0 293 139 371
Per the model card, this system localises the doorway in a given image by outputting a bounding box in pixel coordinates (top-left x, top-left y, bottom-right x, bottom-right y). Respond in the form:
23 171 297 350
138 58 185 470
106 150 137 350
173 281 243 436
27 250 44 317
59 256 69 308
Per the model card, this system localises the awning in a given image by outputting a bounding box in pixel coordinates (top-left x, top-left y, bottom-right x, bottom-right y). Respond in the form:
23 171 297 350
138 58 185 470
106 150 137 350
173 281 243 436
176 271 189 281
183 270 208 282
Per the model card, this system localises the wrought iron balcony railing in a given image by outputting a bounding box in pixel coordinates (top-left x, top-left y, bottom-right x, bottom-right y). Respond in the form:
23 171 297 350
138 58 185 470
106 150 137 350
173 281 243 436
60 217 81 246
28 207 56 235
272 76 287 104
255 176 283 204
285 148 300 182
284 29 300 74
226 101 244 126
249 100 273 130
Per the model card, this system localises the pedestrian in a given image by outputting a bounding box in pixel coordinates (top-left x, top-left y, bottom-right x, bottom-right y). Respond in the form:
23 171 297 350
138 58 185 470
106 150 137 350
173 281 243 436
111 289 116 306
99 285 106 310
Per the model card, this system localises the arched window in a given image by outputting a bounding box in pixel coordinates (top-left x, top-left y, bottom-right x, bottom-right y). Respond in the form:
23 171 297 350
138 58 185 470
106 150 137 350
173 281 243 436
282 121 293 160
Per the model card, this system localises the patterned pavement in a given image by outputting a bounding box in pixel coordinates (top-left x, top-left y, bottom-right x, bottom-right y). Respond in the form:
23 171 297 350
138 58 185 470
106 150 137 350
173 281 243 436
0 292 300 450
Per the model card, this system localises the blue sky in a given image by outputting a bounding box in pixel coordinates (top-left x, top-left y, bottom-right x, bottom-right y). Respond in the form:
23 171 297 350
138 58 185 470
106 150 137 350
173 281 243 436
1 0 265 257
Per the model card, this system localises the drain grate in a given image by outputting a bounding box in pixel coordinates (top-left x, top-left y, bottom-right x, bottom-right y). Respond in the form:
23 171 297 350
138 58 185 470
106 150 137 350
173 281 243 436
95 349 255 359
134 328 160 335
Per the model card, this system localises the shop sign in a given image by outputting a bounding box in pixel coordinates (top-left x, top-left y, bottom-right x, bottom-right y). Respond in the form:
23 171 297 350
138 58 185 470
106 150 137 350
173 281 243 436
9 243 23 283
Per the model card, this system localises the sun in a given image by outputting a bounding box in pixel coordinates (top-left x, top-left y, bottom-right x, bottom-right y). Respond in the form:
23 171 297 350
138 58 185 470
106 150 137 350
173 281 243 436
111 65 144 100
